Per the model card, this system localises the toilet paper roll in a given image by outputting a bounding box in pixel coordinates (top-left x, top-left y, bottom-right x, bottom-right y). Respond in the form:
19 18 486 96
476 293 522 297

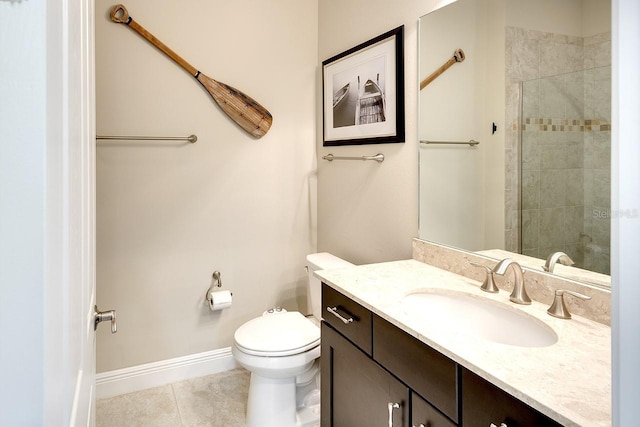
208 290 232 311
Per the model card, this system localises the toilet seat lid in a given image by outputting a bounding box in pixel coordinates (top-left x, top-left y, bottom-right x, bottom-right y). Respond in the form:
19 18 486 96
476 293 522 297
234 311 320 357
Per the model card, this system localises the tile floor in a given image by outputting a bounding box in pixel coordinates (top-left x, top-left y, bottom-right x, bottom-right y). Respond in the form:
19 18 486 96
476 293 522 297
96 368 250 427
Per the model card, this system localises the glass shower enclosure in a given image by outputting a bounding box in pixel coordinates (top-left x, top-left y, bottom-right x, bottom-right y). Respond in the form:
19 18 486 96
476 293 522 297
519 65 611 275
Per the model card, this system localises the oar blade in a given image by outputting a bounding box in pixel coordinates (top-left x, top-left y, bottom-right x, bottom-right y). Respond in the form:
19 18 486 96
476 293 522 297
197 74 273 138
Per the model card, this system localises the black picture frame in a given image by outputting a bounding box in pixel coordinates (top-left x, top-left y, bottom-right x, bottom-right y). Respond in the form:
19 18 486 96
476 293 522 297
322 26 405 146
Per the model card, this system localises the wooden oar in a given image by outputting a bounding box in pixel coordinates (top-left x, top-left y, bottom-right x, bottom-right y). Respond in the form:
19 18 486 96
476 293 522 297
110 4 272 138
420 48 466 90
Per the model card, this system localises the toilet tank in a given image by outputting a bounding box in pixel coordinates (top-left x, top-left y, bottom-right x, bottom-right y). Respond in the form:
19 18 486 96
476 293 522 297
306 253 354 320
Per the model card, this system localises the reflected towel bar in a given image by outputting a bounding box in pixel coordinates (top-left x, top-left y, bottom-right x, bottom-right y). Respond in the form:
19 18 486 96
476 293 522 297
96 134 198 143
420 139 479 147
322 153 385 163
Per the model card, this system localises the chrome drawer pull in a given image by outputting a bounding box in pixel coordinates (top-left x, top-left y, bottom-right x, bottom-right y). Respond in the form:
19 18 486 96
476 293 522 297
326 306 354 324
388 402 400 427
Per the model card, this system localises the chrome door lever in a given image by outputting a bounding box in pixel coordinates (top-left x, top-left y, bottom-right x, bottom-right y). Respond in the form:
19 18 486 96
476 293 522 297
94 305 117 333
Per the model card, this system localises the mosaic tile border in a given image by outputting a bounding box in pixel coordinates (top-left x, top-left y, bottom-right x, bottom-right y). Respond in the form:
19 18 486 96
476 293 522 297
519 118 611 132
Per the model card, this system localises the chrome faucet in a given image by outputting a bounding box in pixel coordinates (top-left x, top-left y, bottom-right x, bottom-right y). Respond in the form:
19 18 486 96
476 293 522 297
543 251 575 273
493 259 531 305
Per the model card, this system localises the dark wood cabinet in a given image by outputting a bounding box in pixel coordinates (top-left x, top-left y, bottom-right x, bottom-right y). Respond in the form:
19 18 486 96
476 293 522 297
373 314 458 422
412 392 457 427
321 284 563 427
460 368 562 427
322 283 372 355
321 322 408 427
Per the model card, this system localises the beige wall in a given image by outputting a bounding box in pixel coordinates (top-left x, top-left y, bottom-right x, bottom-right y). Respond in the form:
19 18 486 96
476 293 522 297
317 0 451 265
96 0 318 372
583 0 611 36
507 0 611 36
506 0 584 35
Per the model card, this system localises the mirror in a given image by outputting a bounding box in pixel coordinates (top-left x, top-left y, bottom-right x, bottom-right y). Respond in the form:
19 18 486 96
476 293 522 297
418 0 611 288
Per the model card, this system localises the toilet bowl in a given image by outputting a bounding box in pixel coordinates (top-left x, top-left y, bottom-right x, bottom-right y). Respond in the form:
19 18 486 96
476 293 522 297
232 253 354 427
232 311 321 427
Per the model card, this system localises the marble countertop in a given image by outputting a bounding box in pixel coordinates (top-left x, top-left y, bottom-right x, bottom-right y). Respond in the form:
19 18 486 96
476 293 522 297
315 259 611 427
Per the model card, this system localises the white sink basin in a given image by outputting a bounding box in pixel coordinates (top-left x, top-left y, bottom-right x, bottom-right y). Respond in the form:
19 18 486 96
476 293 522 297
402 289 558 348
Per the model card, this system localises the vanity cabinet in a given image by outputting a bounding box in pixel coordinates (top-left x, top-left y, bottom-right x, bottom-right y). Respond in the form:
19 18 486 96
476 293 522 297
321 323 408 427
321 283 563 427
373 314 458 422
461 369 562 427
322 283 453 427
412 392 457 427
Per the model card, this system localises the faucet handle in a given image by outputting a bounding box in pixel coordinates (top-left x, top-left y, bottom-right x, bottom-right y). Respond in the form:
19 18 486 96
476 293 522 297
469 262 500 293
547 289 592 319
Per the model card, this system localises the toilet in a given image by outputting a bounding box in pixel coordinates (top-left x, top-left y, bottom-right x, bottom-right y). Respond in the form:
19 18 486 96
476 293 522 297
232 253 354 427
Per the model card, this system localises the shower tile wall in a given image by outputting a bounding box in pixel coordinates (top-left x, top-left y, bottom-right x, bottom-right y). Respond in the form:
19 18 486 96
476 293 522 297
505 27 611 275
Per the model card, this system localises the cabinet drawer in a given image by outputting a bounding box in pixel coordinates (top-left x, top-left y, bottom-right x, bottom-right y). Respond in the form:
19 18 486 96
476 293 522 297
322 283 372 355
412 392 456 427
461 368 562 427
373 314 458 423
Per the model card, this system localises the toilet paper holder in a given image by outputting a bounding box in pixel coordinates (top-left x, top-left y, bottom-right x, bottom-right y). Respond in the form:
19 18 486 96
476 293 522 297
205 270 223 303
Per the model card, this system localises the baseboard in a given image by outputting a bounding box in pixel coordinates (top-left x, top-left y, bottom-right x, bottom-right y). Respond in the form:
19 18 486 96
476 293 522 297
96 347 238 399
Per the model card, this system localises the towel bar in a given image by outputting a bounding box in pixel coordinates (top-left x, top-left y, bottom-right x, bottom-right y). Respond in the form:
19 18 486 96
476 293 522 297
322 153 385 163
96 134 197 143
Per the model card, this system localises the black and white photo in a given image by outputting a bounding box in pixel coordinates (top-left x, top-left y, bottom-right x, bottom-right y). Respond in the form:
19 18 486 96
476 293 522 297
322 26 405 146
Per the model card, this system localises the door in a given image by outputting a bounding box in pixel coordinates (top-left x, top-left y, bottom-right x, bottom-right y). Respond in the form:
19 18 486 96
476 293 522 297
44 0 98 425
67 0 98 424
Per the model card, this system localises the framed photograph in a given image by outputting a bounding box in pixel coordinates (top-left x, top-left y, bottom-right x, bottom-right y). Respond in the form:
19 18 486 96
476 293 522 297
322 26 405 146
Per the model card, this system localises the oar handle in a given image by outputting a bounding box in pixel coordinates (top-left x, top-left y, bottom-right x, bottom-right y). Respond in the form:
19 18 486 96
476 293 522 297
420 48 466 90
110 4 198 77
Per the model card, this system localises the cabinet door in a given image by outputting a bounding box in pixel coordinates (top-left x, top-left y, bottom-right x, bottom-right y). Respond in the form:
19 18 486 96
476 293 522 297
322 322 409 427
461 369 562 427
412 392 456 427
374 314 459 422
